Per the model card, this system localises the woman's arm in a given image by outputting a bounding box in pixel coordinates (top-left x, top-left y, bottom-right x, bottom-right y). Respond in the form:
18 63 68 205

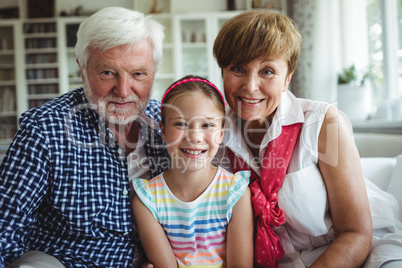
132 195 177 268
226 187 254 268
313 105 372 268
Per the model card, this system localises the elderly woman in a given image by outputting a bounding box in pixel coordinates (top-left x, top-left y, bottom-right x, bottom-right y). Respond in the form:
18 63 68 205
214 9 402 268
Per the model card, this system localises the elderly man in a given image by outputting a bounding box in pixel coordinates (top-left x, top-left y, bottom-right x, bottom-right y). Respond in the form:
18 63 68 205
0 7 169 267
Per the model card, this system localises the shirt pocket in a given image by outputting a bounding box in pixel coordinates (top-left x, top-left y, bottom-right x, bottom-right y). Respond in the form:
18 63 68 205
278 164 332 236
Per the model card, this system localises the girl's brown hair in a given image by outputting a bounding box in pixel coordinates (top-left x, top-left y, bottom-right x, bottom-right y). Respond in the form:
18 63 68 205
160 75 225 126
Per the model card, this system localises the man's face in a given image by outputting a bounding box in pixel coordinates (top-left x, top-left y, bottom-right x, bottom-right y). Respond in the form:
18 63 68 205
81 40 155 125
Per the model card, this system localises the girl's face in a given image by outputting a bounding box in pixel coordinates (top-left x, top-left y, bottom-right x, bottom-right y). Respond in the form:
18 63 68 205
222 56 293 125
160 92 224 172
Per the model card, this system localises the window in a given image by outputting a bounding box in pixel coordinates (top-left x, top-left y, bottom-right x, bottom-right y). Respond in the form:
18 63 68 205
366 0 402 120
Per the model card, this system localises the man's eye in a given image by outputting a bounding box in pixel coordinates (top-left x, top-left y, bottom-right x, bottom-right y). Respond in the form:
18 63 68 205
133 72 144 77
99 71 114 79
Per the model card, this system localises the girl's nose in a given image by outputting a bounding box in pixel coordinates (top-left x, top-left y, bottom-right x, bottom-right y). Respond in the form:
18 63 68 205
187 129 203 144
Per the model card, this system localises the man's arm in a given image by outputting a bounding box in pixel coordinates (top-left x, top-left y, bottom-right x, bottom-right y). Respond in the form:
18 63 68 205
0 117 50 265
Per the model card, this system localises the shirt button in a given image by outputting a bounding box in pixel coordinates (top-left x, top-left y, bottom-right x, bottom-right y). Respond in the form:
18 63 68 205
109 132 113 138
117 148 123 155
123 189 129 195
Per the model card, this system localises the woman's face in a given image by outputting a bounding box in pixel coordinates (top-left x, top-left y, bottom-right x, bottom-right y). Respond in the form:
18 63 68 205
222 56 293 124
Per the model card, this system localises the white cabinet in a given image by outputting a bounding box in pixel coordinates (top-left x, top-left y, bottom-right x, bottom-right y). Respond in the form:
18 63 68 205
151 14 176 101
0 20 21 148
171 11 242 96
0 0 287 159
23 19 60 109
57 17 85 93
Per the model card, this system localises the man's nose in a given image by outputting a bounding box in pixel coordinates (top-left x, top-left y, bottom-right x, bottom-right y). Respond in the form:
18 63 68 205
114 75 132 99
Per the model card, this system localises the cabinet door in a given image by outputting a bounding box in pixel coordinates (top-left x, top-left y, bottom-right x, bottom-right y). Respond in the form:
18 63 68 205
172 12 242 93
0 22 18 145
209 11 242 91
23 19 59 109
152 14 175 101
173 14 209 81
57 18 85 94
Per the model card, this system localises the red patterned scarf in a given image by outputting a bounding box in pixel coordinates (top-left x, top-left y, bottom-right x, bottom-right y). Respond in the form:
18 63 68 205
228 123 302 267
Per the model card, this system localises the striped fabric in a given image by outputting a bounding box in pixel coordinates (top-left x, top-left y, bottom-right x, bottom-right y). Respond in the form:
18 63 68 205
133 167 249 267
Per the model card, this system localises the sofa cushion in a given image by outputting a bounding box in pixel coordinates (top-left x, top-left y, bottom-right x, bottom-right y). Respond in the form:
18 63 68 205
387 154 402 220
360 157 397 191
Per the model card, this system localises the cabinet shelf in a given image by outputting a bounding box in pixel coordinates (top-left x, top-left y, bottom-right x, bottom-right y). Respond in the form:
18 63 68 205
23 32 57 38
182 42 207 48
25 48 58 54
0 81 15 86
0 64 15 68
0 111 17 117
156 73 175 79
0 50 15 55
28 93 59 99
26 63 59 69
26 78 59 84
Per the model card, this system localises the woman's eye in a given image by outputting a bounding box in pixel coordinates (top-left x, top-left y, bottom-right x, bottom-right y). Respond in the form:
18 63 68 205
230 66 243 73
262 69 274 76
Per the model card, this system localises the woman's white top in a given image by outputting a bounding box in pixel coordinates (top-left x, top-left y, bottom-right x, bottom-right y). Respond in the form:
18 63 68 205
221 90 402 268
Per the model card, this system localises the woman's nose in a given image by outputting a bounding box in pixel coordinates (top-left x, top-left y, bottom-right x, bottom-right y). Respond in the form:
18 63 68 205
244 74 258 93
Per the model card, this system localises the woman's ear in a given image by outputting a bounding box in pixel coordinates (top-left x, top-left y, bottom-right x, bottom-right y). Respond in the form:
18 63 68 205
283 71 294 92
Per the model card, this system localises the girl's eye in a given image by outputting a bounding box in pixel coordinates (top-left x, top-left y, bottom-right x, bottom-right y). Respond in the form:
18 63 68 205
174 122 187 127
202 123 214 128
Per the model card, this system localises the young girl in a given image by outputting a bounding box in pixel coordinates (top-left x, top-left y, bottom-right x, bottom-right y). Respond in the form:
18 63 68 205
132 75 253 267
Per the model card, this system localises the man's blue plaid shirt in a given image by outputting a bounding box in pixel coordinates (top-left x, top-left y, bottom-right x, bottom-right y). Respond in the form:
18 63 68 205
0 87 170 267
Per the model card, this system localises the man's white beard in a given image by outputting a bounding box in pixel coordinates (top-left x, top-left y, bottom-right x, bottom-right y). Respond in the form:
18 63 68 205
84 84 150 125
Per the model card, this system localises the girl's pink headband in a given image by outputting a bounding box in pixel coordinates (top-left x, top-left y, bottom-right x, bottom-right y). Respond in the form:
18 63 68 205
160 78 225 110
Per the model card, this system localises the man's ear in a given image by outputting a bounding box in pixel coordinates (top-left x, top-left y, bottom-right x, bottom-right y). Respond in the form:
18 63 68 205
75 57 85 83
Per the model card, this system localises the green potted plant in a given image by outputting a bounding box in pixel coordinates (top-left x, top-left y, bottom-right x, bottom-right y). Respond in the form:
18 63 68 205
337 65 371 122
338 65 370 86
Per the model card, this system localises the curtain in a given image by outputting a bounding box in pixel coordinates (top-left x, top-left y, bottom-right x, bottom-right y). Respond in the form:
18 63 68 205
287 0 340 103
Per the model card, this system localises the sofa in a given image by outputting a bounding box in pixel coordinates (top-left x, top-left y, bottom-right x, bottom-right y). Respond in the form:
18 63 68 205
355 132 402 221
